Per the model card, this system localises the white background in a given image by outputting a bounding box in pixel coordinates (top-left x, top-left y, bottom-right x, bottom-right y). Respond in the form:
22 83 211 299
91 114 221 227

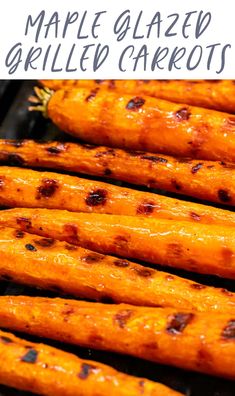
0 0 234 79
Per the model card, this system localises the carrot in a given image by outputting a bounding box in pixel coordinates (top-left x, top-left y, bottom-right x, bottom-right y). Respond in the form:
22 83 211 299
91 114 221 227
30 87 235 162
1 166 235 227
0 226 234 313
1 296 235 379
39 79 235 113
1 140 235 205
1 208 235 279
0 328 180 396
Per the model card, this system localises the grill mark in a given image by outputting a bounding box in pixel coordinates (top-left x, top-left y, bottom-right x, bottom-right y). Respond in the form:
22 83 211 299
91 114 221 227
82 252 104 263
63 224 79 244
21 349 38 363
85 88 99 102
86 189 107 206
190 212 201 222
191 163 203 174
126 97 145 111
137 201 155 215
34 238 55 248
114 309 133 328
15 230 25 238
141 155 168 163
166 313 194 335
25 244 37 252
113 259 129 268
222 320 235 340
175 107 191 121
36 179 59 199
78 363 97 379
218 189 231 203
16 217 32 230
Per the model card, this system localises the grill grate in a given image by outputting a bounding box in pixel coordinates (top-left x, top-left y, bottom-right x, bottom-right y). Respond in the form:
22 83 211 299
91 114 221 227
0 80 234 396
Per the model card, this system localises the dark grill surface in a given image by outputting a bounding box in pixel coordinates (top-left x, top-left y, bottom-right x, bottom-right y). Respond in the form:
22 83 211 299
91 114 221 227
0 80 234 396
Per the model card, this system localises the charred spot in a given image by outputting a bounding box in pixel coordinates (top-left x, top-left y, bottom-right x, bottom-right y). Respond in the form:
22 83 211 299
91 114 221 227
167 243 183 258
25 244 37 252
207 165 214 169
108 80 116 89
175 107 191 121
63 224 79 244
0 274 13 282
95 148 116 158
7 153 25 167
104 168 112 176
114 235 130 248
191 163 203 174
34 238 55 248
222 320 235 340
220 161 235 170
221 247 234 266
85 88 99 102
141 155 168 164
190 283 206 290
126 97 145 111
21 349 38 363
137 201 155 215
86 189 107 206
0 336 13 344
171 179 181 191
113 259 129 268
218 189 231 203
95 80 105 85
16 217 32 230
221 288 234 297
139 380 145 394
65 244 77 251
167 313 194 335
190 212 201 222
134 267 153 278
82 252 104 263
15 230 25 239
62 306 75 319
114 309 133 328
78 363 97 379
46 143 66 155
36 179 59 199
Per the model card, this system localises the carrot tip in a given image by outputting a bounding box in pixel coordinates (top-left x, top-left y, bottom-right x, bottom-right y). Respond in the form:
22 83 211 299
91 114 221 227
28 87 53 118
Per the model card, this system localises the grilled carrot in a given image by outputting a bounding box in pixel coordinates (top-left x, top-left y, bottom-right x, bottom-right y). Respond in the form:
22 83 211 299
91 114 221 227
0 140 235 205
30 87 235 162
39 79 235 113
1 296 235 379
1 208 235 279
1 166 235 227
0 329 181 396
0 226 234 313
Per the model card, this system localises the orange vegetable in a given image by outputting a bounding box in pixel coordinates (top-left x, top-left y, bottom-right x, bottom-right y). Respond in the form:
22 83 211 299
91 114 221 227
0 328 180 396
1 208 235 279
31 87 235 162
1 296 235 379
39 79 235 113
1 166 235 227
1 140 235 205
0 226 234 313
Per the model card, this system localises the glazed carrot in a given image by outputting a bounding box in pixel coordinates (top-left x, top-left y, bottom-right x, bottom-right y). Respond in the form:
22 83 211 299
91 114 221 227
1 166 235 227
40 79 235 113
1 296 235 379
30 87 235 162
1 208 235 279
0 329 180 396
0 226 234 313
0 140 235 205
